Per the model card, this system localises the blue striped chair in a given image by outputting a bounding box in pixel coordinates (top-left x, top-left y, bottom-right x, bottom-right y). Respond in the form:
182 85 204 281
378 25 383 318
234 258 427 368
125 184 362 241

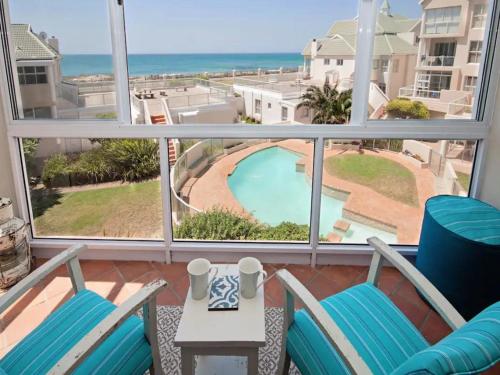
0 244 167 375
277 237 500 375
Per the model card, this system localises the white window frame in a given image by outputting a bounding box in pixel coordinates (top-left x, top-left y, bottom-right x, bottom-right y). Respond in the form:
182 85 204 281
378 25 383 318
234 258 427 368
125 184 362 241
0 0 499 265
424 6 461 35
336 59 344 66
472 3 487 29
468 40 483 63
463 75 478 92
324 58 330 65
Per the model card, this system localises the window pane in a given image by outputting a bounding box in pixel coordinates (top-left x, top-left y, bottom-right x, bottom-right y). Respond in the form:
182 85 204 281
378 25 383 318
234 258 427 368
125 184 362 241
171 139 313 242
369 0 490 121
320 138 475 245
23 138 163 239
124 1 358 125
8 1 118 121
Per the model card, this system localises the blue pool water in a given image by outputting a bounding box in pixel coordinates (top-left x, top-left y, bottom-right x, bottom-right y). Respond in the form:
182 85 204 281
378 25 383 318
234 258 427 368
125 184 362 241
228 147 398 244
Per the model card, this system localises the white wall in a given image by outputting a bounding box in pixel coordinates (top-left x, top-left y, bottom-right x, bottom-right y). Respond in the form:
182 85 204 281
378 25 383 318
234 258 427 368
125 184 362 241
310 57 355 83
0 98 17 216
479 84 500 208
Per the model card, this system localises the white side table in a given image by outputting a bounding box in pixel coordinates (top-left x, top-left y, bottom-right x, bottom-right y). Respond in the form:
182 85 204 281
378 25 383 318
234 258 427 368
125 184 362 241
174 264 266 375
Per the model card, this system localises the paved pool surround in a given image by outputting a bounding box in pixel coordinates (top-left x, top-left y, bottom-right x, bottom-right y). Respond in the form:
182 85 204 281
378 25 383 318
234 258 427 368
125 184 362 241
186 140 437 244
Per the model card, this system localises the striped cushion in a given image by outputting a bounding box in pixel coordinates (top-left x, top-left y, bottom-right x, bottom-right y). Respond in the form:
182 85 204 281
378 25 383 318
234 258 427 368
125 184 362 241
287 283 429 375
393 302 500 375
426 196 500 245
0 290 152 375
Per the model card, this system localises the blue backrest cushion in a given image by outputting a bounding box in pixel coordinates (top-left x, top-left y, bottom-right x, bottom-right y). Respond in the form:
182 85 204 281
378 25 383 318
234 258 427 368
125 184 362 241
392 302 500 375
0 367 7 375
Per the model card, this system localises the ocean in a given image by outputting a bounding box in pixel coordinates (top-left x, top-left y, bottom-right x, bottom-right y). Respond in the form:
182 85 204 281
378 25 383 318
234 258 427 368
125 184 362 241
61 53 304 77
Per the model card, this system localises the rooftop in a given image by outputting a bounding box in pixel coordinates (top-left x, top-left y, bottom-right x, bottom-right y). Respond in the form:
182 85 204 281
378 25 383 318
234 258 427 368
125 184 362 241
11 24 59 61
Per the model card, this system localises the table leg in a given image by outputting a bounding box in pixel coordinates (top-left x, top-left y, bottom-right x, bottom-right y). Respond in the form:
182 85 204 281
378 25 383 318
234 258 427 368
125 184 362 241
247 348 259 375
181 348 195 375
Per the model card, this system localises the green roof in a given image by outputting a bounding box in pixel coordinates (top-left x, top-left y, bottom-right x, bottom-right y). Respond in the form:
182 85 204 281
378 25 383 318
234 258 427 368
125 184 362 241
11 24 59 61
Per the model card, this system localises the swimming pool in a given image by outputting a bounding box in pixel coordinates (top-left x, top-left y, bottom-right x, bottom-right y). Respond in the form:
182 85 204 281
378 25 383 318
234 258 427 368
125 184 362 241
227 146 397 244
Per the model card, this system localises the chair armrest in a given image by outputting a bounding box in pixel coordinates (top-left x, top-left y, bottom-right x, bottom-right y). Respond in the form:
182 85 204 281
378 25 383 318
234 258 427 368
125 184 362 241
0 244 87 315
47 279 168 375
277 270 371 374
367 237 466 330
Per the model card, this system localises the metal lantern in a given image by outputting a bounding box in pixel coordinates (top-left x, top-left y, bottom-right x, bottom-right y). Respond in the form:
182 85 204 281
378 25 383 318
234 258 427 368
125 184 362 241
0 198 31 289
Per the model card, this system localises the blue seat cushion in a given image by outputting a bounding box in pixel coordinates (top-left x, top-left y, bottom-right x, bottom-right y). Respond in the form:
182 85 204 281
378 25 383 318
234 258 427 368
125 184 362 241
287 282 429 375
393 302 500 375
0 290 152 375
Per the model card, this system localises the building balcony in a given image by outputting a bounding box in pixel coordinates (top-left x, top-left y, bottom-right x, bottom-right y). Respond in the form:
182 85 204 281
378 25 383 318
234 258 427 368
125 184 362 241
419 55 455 68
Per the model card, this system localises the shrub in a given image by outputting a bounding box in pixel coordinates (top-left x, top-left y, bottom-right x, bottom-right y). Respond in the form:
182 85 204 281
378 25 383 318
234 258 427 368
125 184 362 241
386 99 430 120
102 139 160 182
174 208 311 241
95 112 117 120
42 154 71 188
72 148 114 184
23 138 39 178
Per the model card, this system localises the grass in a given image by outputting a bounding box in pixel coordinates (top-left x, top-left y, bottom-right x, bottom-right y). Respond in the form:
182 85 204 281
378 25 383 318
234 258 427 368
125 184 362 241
456 172 471 192
32 180 162 238
324 154 419 207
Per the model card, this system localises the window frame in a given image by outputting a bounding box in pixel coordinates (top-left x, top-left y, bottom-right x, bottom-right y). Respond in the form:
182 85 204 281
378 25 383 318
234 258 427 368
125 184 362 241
0 0 499 265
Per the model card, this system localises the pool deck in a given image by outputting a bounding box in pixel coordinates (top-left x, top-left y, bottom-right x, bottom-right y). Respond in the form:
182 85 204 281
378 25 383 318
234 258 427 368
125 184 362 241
187 140 437 244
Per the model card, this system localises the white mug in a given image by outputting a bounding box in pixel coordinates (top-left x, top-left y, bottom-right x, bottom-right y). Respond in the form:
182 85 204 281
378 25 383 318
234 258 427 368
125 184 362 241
238 257 267 299
187 258 218 300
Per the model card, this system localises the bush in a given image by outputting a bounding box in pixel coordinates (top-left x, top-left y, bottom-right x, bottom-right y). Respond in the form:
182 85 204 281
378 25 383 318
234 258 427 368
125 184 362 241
174 208 311 241
72 148 114 184
386 99 430 120
42 154 71 187
102 139 160 182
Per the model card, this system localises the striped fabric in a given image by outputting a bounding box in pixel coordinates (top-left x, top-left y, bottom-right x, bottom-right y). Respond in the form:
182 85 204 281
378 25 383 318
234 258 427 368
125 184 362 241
287 283 429 375
426 196 500 245
393 302 500 375
0 290 152 375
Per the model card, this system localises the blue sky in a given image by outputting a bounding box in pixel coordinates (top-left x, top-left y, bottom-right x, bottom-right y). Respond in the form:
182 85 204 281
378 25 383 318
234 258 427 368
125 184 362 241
9 0 422 54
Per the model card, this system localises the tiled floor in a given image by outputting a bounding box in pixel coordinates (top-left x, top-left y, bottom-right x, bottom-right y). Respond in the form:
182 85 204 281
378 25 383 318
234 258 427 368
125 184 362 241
0 258 457 359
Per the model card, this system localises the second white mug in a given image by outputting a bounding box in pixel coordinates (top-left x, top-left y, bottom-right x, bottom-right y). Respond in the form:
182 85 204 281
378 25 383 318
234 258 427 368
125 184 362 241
238 257 267 299
187 258 218 300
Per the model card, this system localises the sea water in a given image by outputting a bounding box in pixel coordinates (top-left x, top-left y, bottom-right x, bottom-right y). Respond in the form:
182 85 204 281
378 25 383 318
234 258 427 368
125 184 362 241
61 53 303 77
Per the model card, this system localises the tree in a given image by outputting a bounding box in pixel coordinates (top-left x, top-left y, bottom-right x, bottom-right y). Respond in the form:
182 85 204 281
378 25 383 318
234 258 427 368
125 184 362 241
386 98 430 119
298 82 352 124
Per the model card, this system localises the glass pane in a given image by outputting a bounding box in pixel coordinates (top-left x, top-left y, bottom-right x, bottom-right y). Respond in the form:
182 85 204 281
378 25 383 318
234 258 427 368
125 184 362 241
368 0 490 121
124 1 358 125
23 138 163 239
171 139 313 242
320 138 475 245
8 1 118 121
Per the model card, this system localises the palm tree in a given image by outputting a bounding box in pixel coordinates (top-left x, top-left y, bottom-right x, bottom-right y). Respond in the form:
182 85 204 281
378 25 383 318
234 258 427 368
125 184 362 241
298 82 352 124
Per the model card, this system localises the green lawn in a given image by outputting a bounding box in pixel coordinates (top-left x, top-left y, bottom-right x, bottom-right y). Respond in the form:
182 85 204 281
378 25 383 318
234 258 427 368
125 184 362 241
32 180 162 238
456 172 471 192
324 154 419 207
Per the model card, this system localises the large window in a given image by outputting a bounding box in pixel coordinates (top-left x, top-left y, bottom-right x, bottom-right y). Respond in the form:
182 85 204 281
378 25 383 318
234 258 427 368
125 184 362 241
0 0 498 261
472 4 488 29
424 7 461 34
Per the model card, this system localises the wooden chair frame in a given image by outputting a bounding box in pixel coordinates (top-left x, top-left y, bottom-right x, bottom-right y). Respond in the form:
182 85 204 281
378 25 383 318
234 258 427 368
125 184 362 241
276 236 467 375
0 244 167 375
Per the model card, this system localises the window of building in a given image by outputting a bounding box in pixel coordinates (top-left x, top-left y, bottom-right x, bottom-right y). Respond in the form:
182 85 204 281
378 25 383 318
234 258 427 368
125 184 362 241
424 6 461 34
372 60 379 70
324 58 330 65
415 72 452 98
472 4 487 29
281 106 288 121
468 41 483 63
17 66 48 85
255 99 262 115
336 59 343 66
463 76 478 92
432 42 457 66
23 107 52 119
267 103 272 109
381 59 389 72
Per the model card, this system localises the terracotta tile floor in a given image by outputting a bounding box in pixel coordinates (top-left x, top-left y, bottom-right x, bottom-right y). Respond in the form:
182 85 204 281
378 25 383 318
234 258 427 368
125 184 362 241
0 258 487 368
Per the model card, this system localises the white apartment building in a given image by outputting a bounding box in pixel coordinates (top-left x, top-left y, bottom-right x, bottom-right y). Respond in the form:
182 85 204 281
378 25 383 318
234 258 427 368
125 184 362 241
303 0 420 100
11 24 61 119
400 0 488 118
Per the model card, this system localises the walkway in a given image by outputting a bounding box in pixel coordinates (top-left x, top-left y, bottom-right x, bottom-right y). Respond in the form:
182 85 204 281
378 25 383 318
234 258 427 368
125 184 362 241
187 140 436 244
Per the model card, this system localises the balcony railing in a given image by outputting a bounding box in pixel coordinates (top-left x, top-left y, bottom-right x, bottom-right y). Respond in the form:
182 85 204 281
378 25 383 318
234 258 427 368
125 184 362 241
420 55 455 67
448 96 473 116
399 85 442 99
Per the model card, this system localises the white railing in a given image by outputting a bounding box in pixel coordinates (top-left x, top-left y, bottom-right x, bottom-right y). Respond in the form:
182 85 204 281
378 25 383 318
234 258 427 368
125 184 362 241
448 96 473 116
399 85 442 99
57 82 79 105
420 55 455 67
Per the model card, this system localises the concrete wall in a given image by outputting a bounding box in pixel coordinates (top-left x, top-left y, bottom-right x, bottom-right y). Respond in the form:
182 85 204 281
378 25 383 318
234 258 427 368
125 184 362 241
0 98 17 216
479 84 500 208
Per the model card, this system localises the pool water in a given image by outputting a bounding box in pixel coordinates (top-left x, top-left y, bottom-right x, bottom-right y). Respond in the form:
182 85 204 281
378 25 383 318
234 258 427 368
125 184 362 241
227 147 397 244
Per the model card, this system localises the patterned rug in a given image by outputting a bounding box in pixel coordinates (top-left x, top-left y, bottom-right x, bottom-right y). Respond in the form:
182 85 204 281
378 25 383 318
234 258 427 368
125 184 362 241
156 306 300 374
